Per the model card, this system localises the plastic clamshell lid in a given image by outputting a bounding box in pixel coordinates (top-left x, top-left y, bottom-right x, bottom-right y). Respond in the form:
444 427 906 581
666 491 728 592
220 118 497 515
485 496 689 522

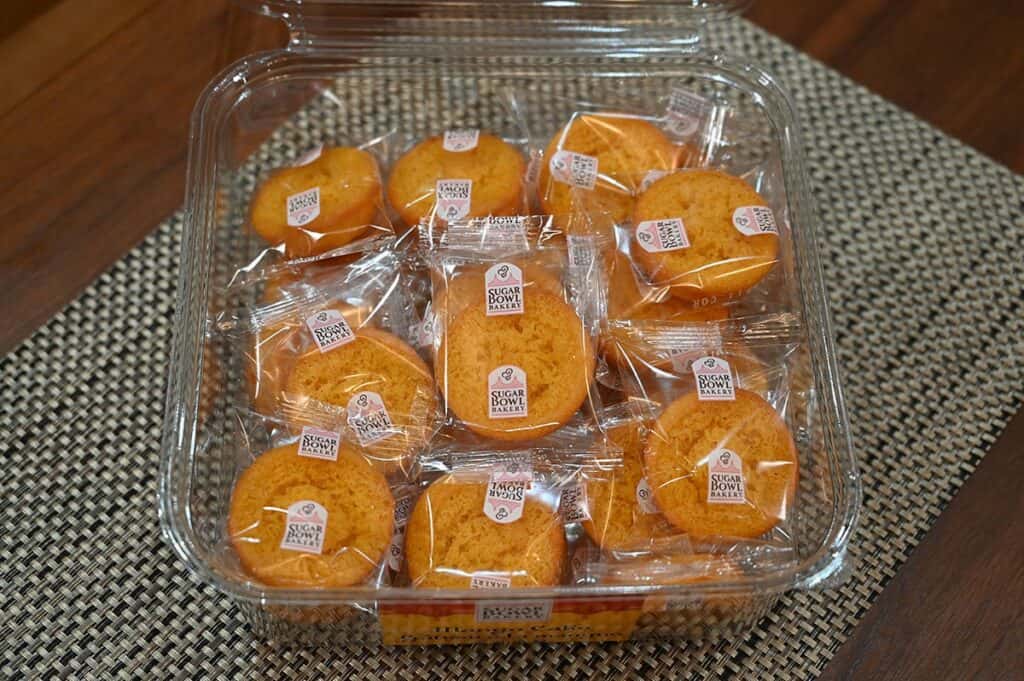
238 0 751 51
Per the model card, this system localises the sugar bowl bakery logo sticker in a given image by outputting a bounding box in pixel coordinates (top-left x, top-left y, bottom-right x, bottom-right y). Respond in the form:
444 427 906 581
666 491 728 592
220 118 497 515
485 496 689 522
280 501 328 554
346 391 394 446
483 462 533 524
297 426 341 461
666 87 709 137
635 478 659 514
286 187 320 227
707 449 746 504
636 218 690 253
485 263 524 316
488 365 528 419
692 356 736 401
305 309 355 353
732 205 778 236
442 128 480 152
435 179 473 221
549 149 598 190
559 482 591 523
386 493 414 572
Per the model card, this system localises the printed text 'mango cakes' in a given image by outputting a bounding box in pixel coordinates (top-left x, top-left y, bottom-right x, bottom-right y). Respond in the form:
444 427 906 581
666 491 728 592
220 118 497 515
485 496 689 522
632 169 779 301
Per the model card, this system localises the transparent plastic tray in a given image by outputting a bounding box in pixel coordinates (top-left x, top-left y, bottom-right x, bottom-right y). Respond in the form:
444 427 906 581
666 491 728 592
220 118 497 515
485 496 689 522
159 0 859 645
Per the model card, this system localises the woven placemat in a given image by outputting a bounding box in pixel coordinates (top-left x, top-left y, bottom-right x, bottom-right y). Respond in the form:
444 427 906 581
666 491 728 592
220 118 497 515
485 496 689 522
3 15 1023 680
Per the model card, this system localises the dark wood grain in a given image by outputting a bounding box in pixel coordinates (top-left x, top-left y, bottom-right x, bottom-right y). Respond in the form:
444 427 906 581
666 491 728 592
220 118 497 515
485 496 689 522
818 410 1024 681
0 1 287 354
746 0 1024 173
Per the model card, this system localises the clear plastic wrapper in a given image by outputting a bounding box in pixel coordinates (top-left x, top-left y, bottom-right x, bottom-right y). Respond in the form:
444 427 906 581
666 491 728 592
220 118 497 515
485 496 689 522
248 125 400 260
386 121 533 238
222 241 438 476
404 449 620 589
224 408 396 593
609 315 802 564
534 107 694 231
423 216 607 445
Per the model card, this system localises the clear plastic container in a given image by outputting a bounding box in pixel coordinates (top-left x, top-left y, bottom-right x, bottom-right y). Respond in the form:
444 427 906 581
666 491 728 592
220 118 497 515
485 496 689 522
159 0 860 645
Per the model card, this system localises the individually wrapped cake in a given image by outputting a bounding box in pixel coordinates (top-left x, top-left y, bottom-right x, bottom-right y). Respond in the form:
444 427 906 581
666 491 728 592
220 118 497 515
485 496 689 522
423 216 607 445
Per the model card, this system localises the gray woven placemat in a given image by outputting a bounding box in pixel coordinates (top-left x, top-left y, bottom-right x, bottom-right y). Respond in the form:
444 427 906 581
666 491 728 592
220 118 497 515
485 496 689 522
3 15 1023 680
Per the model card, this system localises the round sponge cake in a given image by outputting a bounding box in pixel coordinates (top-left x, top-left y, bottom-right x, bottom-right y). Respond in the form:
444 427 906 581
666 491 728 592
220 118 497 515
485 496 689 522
436 290 595 441
228 442 394 588
539 115 688 228
632 169 779 301
582 418 672 551
644 389 798 539
405 475 566 588
250 146 382 257
386 133 526 227
283 327 437 472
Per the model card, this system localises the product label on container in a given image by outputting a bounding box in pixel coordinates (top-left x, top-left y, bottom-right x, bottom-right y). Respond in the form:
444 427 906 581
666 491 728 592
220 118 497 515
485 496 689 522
707 449 746 504
488 365 528 419
346 391 394 446
280 501 328 554
692 356 736 401
387 494 414 572
470 573 513 589
475 600 553 624
559 482 591 523
292 144 323 167
305 309 355 353
666 87 709 137
635 478 659 514
443 128 480 152
732 206 778 236
483 461 532 524
635 218 690 253
380 597 644 645
485 263 524 316
436 179 473 221
296 426 341 461
640 169 669 192
286 187 321 227
549 150 598 190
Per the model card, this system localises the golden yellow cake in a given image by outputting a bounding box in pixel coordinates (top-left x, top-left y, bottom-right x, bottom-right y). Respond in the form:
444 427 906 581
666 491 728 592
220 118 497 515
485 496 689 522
386 133 526 227
250 146 382 257
228 442 394 587
644 389 798 539
436 288 595 441
632 169 779 301
538 115 689 228
405 476 566 588
582 418 672 551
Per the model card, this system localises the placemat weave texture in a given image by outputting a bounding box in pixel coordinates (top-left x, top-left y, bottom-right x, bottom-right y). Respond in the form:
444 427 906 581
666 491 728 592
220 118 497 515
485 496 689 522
3 16 1023 680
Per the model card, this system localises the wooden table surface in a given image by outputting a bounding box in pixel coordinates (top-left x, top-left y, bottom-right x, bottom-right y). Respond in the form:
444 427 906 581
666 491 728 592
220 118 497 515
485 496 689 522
1 1 1021 678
